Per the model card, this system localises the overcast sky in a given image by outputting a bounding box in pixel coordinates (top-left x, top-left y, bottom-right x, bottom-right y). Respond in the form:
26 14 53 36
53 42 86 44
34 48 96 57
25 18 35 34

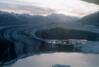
0 0 99 17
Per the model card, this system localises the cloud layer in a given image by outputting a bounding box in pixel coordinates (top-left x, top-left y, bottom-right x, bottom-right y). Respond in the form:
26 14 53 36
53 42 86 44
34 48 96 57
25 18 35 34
0 0 99 16
0 1 55 16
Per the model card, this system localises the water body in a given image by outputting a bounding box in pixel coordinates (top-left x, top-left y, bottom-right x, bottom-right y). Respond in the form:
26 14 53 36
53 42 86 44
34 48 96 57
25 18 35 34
5 53 99 67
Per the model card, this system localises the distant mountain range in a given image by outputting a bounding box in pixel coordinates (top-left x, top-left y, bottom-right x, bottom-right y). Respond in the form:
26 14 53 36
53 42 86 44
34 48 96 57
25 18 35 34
0 11 79 26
